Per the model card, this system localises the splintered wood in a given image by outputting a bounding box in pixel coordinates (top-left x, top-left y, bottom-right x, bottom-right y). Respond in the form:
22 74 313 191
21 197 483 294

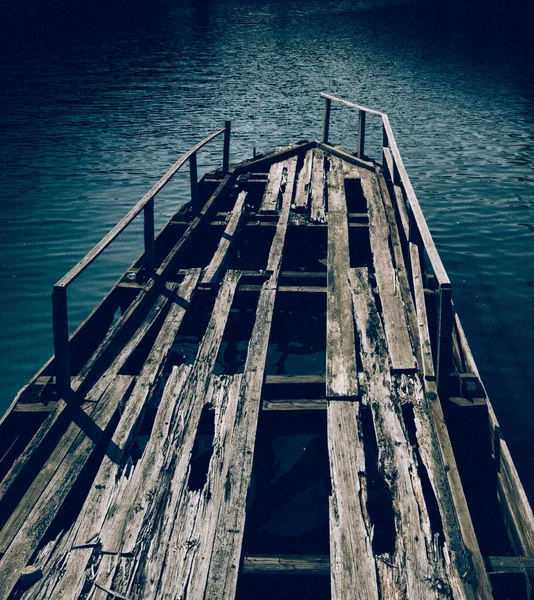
2 145 485 600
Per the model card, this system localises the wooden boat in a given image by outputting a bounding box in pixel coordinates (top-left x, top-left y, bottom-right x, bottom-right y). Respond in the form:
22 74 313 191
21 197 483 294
0 94 532 599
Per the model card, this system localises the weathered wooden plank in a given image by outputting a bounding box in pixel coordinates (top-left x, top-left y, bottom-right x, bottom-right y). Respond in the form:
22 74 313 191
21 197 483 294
485 555 534 576
264 374 325 385
198 164 295 600
102 270 241 557
0 375 135 600
262 398 327 410
293 148 314 210
260 161 284 212
410 242 436 380
328 400 378 599
361 170 415 371
73 272 241 600
243 554 330 574
0 272 202 599
349 268 468 599
202 190 248 284
310 149 326 223
326 156 358 398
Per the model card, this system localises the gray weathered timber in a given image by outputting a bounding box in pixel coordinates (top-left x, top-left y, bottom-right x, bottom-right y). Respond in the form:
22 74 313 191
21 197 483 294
243 554 331 574
1 272 202 600
294 148 314 210
410 242 435 380
361 170 416 372
349 268 471 600
326 159 375 598
202 190 248 284
310 149 326 223
260 161 285 212
328 399 378 600
326 156 358 398
200 159 295 600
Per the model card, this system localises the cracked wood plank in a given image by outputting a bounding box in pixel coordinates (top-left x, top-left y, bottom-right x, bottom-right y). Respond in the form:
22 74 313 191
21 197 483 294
326 156 358 398
310 149 326 223
361 170 415 372
349 267 455 599
293 148 314 211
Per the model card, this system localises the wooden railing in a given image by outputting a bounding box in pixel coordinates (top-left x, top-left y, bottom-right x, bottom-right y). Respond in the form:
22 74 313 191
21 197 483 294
321 93 453 390
52 122 231 400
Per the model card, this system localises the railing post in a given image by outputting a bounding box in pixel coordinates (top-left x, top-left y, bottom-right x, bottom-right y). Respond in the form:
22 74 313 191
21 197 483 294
437 283 453 392
52 285 71 401
382 119 388 166
144 197 155 275
322 97 331 143
223 120 231 174
189 152 198 211
357 109 366 158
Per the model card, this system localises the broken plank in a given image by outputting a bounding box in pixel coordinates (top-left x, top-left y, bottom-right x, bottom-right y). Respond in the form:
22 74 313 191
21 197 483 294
349 267 456 599
293 148 314 210
260 161 284 212
310 149 326 223
0 273 202 599
362 170 415 372
328 400 378 600
199 170 294 600
202 190 248 284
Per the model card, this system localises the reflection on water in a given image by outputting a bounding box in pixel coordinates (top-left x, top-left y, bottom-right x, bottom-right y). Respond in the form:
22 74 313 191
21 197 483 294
0 0 533 497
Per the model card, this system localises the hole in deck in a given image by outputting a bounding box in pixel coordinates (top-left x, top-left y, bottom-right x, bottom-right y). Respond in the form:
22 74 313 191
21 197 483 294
344 178 367 214
265 292 326 377
167 291 217 368
281 228 327 273
236 573 331 600
360 405 397 555
401 402 445 544
214 292 260 375
227 226 276 271
187 404 216 492
242 411 330 556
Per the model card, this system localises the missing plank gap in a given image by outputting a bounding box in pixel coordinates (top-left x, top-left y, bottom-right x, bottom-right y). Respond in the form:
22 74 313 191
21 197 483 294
360 405 396 555
187 404 216 492
401 402 445 545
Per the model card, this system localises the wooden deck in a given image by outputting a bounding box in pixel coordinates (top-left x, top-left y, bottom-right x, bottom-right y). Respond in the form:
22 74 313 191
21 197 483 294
0 95 533 599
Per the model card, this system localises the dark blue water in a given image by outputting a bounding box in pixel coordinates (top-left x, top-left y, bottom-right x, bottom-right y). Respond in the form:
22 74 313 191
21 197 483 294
1 0 533 497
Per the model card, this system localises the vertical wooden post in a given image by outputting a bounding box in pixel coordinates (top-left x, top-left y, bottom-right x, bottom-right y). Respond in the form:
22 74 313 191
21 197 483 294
223 120 231 174
382 119 388 168
437 283 453 392
357 109 366 158
52 285 71 401
144 197 155 276
189 152 198 211
322 98 331 143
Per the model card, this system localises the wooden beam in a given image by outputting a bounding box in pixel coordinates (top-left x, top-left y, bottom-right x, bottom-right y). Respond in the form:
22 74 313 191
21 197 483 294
262 398 327 410
485 555 534 576
326 156 358 398
243 554 330 575
310 149 326 223
362 171 415 372
294 148 314 211
410 242 436 380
